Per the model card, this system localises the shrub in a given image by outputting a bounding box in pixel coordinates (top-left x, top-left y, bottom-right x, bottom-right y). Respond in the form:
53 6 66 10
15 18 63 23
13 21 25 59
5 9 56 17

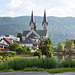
34 49 42 58
0 57 57 70
26 47 31 54
0 51 16 61
61 58 75 68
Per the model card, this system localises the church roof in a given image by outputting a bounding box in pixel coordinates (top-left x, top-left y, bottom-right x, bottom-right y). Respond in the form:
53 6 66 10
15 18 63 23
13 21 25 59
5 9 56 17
36 30 47 36
23 31 30 36
23 30 47 36
28 32 38 38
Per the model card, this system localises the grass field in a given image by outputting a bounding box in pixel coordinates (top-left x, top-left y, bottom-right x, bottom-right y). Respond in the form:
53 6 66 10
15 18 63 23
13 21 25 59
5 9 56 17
0 68 75 73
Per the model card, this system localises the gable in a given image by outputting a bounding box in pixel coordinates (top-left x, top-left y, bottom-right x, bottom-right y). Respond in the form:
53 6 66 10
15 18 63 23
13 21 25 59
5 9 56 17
0 40 9 45
0 38 12 45
26 29 40 38
28 32 38 38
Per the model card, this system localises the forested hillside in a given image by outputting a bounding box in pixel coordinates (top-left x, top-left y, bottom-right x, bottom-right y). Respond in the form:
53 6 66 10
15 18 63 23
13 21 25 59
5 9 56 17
0 16 75 46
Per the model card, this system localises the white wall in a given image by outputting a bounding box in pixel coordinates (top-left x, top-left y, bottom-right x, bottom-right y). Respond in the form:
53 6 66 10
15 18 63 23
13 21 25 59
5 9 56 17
20 43 33 50
0 40 9 46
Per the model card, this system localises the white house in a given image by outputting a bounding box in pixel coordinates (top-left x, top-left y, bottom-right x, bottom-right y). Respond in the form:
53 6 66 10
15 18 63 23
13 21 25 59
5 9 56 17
0 38 13 46
0 35 20 41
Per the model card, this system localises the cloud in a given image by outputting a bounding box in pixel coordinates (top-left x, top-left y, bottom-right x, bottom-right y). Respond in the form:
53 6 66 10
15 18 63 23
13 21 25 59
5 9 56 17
3 0 75 17
8 11 15 17
0 10 2 13
7 0 23 10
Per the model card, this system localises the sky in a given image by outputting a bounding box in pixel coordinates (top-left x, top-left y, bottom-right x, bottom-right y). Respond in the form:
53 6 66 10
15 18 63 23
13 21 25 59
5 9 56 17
0 0 75 17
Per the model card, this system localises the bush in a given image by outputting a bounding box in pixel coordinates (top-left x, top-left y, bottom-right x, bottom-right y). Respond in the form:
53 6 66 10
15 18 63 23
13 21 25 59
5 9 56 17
34 49 42 58
0 58 57 70
61 58 75 68
0 69 14 72
26 47 31 54
0 51 16 61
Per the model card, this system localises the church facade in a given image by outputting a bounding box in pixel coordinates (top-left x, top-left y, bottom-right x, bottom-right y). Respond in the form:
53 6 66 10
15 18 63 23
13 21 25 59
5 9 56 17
18 11 48 50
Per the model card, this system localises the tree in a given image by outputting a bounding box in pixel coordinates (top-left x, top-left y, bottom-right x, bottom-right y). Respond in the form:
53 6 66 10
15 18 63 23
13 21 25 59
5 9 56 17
17 33 22 41
65 40 74 67
44 37 52 45
73 40 75 48
16 48 24 54
43 44 53 57
39 41 43 50
34 49 42 58
8 42 21 51
57 43 63 51
65 40 73 50
22 46 27 53
42 37 53 57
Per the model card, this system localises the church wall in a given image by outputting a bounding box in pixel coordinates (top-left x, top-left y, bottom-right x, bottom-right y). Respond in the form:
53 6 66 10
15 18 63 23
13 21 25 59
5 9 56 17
20 43 33 50
22 36 25 41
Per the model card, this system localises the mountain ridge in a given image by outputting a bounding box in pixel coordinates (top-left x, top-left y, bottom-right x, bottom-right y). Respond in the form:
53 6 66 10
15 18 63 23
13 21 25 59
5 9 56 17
0 16 75 46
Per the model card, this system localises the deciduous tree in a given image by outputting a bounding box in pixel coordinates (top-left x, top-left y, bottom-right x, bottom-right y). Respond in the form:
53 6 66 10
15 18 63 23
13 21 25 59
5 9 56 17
17 33 22 41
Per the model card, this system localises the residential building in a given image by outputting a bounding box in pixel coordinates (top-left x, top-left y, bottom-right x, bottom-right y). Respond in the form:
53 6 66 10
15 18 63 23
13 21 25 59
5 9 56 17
0 35 20 41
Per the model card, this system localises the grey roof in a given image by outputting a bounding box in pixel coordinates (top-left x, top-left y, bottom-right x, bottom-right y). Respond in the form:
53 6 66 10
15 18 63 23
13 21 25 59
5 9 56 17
28 32 38 38
36 30 47 36
16 39 32 44
23 30 47 36
23 30 30 36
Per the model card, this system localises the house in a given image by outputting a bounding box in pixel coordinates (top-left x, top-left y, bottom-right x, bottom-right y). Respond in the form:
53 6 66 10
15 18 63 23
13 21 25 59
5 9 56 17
0 43 10 51
19 10 48 50
0 38 13 46
0 43 8 49
0 35 20 41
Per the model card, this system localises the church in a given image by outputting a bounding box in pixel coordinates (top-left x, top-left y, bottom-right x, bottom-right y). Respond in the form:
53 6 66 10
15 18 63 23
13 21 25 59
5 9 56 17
17 10 48 50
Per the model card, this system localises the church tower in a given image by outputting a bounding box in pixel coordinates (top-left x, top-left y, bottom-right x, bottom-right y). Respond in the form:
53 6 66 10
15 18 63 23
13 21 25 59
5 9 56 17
29 11 36 30
42 10 48 30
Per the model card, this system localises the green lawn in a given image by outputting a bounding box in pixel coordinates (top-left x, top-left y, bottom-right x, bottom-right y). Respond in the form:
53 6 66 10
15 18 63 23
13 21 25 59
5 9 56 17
0 68 75 73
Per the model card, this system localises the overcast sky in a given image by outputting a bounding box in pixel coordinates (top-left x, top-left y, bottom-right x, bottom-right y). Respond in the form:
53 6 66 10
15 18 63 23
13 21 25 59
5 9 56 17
0 0 75 17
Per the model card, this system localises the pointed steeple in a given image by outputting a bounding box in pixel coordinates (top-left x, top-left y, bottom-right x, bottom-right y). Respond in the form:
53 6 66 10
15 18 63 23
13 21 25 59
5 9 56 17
31 10 35 23
42 10 48 30
29 10 36 30
43 10 47 22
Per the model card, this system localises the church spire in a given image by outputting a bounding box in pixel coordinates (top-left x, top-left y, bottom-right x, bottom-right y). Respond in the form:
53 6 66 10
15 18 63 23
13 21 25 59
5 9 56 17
29 10 36 30
31 10 35 23
42 10 48 30
43 10 47 22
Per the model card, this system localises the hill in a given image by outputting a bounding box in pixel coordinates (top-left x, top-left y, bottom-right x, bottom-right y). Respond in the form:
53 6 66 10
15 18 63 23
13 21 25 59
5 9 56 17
0 16 75 46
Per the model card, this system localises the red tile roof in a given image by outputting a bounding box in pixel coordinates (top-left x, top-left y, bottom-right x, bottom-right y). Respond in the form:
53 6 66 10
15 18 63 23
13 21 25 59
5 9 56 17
3 38 13 44
0 49 10 51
